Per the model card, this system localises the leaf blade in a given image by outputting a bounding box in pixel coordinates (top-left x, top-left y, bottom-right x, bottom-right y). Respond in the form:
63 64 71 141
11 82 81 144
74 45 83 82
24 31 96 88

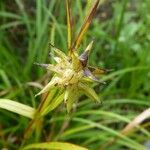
0 99 35 119
22 142 88 150
41 92 65 116
65 0 72 50
71 0 99 50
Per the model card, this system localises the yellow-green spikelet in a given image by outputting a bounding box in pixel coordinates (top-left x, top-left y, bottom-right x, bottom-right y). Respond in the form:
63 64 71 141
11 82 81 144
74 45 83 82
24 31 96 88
35 0 107 113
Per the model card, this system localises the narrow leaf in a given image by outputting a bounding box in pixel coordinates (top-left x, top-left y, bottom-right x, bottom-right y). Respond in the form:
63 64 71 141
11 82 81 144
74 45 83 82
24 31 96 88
40 87 58 112
41 92 65 116
22 142 88 150
0 11 21 19
100 108 150 149
71 0 99 50
0 99 35 119
65 0 72 49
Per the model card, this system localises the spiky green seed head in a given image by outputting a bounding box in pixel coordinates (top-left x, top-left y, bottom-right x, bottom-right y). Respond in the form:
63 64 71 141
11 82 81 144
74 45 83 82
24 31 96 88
35 0 107 113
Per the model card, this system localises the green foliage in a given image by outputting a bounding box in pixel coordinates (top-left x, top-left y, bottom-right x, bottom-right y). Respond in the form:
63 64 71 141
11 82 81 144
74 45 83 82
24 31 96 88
0 99 35 119
0 0 150 150
22 142 88 150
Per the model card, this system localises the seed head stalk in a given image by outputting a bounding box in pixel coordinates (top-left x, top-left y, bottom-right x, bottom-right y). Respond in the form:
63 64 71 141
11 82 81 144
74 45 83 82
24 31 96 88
22 0 108 144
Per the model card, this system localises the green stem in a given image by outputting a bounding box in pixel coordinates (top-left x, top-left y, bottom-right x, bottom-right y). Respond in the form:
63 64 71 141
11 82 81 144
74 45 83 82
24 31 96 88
20 93 50 147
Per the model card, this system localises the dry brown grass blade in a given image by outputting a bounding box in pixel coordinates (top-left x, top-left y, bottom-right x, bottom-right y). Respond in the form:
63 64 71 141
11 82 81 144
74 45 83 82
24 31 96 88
65 0 73 50
121 107 150 135
99 108 150 150
71 0 100 51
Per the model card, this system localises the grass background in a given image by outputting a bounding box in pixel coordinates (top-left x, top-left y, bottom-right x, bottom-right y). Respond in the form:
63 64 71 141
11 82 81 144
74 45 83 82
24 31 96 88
0 0 150 149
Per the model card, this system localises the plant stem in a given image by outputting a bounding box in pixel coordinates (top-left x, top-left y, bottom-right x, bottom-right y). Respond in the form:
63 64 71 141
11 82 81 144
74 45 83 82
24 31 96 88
21 93 49 147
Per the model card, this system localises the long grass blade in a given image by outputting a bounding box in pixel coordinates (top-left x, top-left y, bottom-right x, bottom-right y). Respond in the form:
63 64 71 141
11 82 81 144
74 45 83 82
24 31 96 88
99 108 150 149
0 11 21 19
73 117 146 150
65 0 72 50
22 142 88 150
0 99 35 119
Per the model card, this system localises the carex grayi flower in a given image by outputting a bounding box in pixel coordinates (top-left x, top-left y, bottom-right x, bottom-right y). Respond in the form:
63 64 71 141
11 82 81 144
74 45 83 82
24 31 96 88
35 0 107 113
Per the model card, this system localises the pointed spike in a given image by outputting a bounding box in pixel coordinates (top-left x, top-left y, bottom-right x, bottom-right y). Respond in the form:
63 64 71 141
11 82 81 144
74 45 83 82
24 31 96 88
34 62 49 68
85 40 94 52
35 77 58 97
88 66 108 76
83 68 106 84
82 76 106 85
49 43 63 53
79 40 94 67
49 43 62 53
81 77 95 83
71 0 100 51
84 68 99 82
49 43 68 60
78 83 101 103
84 67 96 78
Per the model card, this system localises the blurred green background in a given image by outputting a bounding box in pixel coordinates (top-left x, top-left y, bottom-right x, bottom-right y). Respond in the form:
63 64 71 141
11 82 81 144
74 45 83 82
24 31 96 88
0 0 150 149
